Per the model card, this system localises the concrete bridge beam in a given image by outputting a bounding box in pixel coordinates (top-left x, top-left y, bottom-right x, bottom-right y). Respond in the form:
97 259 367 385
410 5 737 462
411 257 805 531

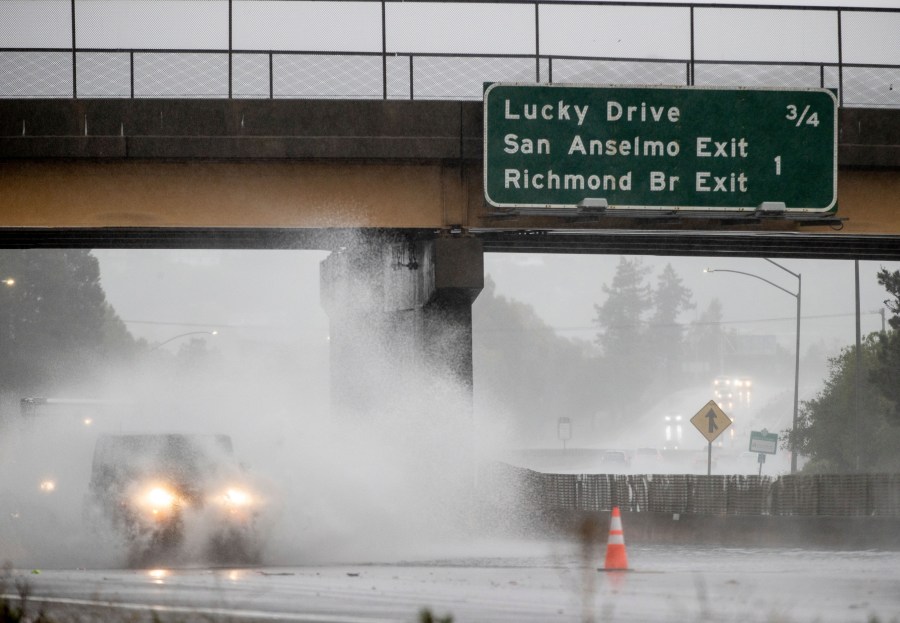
320 235 483 422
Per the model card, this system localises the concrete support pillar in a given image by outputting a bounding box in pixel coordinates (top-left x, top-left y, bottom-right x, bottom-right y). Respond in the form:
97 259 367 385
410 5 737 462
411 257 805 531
320 234 483 422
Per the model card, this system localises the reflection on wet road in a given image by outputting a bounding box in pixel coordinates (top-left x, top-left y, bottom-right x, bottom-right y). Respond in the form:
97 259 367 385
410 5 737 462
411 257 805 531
4 543 900 623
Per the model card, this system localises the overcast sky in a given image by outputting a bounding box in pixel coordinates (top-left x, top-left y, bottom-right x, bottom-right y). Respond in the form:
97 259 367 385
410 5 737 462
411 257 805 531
93 249 898 356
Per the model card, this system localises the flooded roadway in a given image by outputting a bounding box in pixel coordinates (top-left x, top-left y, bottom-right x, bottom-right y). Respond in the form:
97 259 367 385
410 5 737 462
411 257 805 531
4 542 899 623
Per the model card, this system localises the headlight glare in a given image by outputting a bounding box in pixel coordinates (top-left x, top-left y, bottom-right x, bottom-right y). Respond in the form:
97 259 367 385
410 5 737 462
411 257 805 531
147 487 175 507
136 485 178 517
222 487 252 507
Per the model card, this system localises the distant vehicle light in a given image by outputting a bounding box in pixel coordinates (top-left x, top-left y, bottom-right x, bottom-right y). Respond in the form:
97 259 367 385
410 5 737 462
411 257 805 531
664 415 671 421
39 479 56 493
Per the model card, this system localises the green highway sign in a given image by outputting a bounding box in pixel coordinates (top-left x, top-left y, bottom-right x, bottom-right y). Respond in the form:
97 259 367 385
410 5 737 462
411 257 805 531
483 83 837 212
749 429 778 454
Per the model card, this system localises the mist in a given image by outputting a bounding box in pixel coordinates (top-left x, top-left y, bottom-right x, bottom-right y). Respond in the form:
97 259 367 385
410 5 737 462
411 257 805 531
3 247 899 569
0 247 514 570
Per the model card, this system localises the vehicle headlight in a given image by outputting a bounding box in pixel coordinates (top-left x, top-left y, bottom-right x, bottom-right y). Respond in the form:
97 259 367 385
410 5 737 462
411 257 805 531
220 487 253 507
136 485 179 517
228 488 252 506
39 479 56 493
213 486 258 518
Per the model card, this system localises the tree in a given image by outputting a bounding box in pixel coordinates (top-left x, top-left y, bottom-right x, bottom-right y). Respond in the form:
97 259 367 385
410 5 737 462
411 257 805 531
648 263 695 384
592 257 653 417
473 276 599 446
872 267 900 425
788 336 900 473
686 298 725 376
787 268 900 473
594 257 651 359
877 267 900 331
0 249 139 396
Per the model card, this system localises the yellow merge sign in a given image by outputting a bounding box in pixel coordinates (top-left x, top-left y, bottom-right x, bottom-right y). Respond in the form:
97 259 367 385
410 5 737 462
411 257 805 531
691 400 732 443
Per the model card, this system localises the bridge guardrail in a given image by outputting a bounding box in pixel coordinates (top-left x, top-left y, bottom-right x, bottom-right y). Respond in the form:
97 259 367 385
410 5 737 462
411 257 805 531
1 1 898 107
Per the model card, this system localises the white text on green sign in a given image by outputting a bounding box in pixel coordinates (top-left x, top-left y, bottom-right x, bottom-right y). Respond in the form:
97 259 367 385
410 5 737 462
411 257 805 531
749 430 778 454
483 84 837 212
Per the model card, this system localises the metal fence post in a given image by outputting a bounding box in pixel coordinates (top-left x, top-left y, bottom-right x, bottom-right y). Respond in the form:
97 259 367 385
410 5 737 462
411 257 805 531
381 0 387 100
837 9 844 107
70 0 77 98
534 2 540 83
228 0 233 99
689 6 695 86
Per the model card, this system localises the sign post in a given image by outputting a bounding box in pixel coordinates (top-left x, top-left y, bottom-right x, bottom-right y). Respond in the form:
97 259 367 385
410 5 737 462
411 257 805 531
749 428 778 476
484 84 837 213
690 400 732 476
558 416 572 450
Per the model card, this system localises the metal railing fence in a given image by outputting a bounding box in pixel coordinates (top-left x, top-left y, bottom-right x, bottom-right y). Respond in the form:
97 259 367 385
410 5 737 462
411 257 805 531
479 463 900 517
1 1 898 106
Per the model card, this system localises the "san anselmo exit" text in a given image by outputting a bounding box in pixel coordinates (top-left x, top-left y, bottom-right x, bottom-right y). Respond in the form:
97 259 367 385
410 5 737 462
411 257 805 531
499 98 751 196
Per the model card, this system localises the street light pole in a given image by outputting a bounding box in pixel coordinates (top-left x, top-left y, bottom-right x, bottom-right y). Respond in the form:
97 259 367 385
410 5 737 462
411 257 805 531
705 260 801 473
764 259 801 475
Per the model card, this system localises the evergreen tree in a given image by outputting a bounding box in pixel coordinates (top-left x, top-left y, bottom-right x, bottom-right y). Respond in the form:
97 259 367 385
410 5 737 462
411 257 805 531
686 298 725 377
592 257 653 417
594 257 651 357
649 263 695 384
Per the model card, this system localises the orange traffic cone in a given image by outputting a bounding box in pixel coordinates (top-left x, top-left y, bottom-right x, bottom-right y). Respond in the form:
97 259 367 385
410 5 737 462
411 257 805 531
603 506 629 570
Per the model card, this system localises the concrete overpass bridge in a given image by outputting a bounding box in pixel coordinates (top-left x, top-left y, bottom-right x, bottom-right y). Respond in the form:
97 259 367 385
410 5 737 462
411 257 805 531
2 1 900 418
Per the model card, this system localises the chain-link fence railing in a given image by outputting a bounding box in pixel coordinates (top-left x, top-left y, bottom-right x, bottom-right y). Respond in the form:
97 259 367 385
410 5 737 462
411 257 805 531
1 1 898 106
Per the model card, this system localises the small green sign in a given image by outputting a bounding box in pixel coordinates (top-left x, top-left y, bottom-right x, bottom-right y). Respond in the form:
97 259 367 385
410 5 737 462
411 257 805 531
749 429 778 454
483 83 837 212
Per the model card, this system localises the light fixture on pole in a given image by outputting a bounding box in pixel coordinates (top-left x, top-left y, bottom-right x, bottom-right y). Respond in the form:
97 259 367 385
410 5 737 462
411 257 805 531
704 259 801 473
